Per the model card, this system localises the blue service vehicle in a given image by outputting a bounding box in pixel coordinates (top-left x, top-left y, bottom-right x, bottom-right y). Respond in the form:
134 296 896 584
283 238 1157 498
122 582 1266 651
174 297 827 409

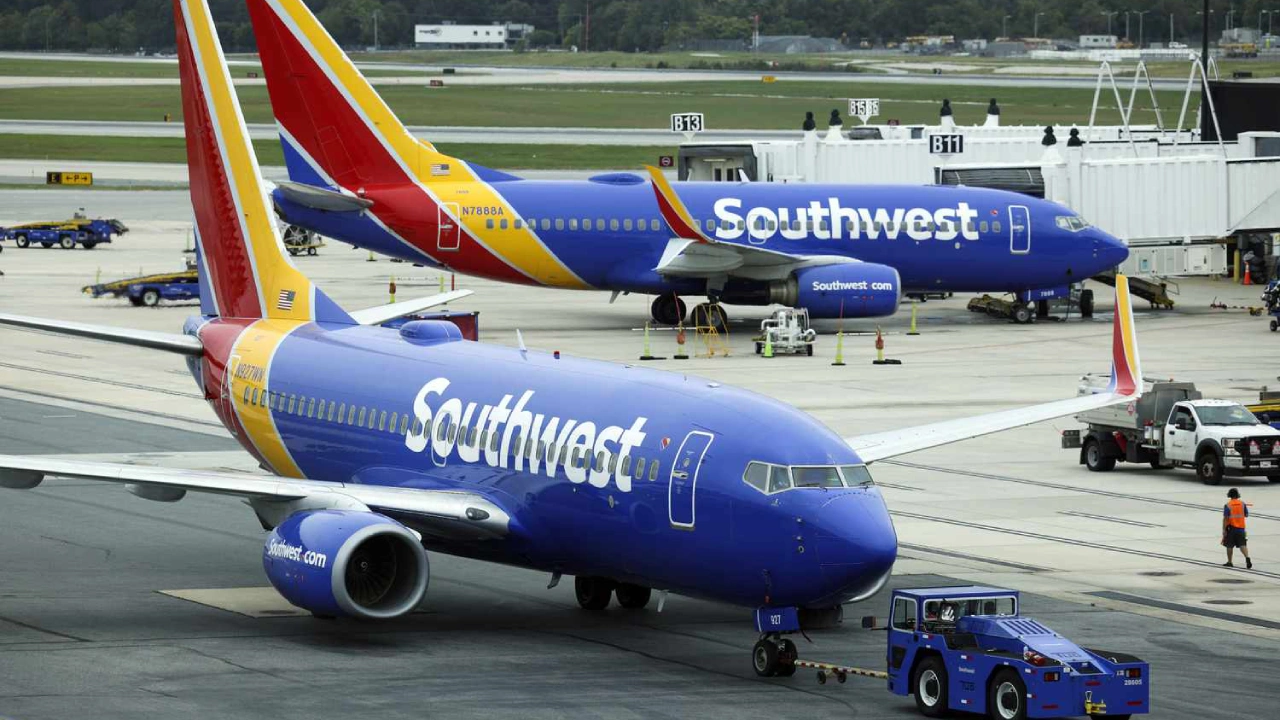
84 269 200 306
887 586 1149 719
1 215 127 250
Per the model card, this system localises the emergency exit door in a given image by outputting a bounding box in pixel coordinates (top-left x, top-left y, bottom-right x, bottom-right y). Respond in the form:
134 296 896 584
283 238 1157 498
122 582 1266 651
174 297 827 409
438 203 461 251
669 431 713 530
1009 205 1030 254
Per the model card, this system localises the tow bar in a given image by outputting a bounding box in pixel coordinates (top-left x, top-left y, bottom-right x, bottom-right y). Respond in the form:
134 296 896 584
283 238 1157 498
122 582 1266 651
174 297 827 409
793 658 888 684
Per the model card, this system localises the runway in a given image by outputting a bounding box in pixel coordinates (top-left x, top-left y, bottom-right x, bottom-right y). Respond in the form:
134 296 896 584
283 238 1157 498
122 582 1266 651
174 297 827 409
2 198 1279 719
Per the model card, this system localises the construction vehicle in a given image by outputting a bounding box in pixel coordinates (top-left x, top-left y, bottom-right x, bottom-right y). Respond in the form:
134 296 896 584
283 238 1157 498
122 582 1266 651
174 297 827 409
754 308 816 355
1063 377 1280 484
1224 42 1259 58
83 261 199 307
1 213 127 250
753 585 1150 719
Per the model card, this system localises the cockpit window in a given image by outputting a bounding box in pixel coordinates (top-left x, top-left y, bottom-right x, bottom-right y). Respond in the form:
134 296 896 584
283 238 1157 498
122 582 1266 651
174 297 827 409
743 463 876 494
1054 215 1089 232
743 462 770 493
840 465 874 486
767 465 792 493
792 466 843 488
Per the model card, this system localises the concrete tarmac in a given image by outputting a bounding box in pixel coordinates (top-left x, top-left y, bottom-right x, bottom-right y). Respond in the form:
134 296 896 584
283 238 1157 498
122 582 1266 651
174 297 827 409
0 209 1277 719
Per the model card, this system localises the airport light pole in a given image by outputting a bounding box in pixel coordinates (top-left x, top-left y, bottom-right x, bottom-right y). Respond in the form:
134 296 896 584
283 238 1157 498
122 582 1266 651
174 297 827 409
1034 11 1045 38
1261 9 1271 35
1134 10 1149 48
1003 14 1011 38
372 10 379 50
1102 11 1118 36
1170 13 1175 44
1124 10 1131 40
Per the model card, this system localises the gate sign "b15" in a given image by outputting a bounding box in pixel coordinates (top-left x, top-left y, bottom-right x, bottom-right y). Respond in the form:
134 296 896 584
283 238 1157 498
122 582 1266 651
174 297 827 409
670 113 705 133
928 134 964 154
848 98 880 121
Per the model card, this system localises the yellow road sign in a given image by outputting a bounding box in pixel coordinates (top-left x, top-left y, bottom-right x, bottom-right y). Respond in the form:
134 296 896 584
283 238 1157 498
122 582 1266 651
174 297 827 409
46 172 93 186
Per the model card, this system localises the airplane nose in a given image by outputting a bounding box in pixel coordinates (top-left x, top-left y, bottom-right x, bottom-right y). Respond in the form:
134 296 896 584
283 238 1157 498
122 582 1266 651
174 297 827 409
1093 231 1129 271
813 491 898 603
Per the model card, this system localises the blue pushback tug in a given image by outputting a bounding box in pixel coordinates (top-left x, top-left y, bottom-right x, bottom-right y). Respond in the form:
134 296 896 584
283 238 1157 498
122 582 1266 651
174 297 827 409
885 586 1150 719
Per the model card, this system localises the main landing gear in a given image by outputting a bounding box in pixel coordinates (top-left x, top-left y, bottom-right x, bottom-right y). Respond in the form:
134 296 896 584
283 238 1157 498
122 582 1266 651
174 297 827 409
574 576 652 610
649 292 730 332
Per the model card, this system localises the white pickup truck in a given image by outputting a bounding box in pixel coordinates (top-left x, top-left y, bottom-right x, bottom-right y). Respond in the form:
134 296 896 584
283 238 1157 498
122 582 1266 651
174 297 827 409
1062 378 1280 485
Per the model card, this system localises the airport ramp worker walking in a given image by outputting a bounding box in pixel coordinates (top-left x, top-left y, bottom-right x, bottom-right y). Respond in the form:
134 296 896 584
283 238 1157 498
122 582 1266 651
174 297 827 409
1223 488 1253 569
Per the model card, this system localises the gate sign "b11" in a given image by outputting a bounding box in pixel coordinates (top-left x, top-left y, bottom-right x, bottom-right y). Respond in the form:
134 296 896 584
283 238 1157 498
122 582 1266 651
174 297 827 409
670 113 705 133
928 134 965 154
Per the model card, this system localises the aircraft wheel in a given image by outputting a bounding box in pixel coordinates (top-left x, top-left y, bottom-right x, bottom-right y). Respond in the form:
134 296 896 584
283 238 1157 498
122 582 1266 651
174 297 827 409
15 234 29 248
141 289 161 307
1080 289 1095 318
692 302 727 332
988 668 1028 720
913 655 949 717
614 583 651 609
650 293 686 326
752 638 781 677
775 638 797 677
574 576 614 611
1013 304 1033 324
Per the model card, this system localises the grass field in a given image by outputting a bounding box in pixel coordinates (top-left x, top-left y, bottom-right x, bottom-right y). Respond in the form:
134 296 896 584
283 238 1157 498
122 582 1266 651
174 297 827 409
349 48 1280 78
0 134 672 170
0 79 1188 128
0 57 434 78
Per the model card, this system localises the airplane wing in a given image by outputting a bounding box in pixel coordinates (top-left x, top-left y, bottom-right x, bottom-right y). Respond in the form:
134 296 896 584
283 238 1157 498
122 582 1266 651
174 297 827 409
0 454 510 540
645 165 855 281
847 276 1142 464
349 289 474 326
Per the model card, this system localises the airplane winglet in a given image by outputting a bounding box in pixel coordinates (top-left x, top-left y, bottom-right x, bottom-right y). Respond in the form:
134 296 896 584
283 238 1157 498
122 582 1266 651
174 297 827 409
1108 274 1142 397
645 165 710 243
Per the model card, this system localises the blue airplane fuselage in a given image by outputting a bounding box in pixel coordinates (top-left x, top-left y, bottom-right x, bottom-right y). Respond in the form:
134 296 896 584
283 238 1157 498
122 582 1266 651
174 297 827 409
189 316 897 609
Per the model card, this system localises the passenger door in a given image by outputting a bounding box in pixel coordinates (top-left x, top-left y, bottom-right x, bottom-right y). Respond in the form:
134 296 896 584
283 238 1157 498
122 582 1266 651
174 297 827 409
668 431 713 530
1165 404 1196 461
1009 205 1030 254
438 203 461 251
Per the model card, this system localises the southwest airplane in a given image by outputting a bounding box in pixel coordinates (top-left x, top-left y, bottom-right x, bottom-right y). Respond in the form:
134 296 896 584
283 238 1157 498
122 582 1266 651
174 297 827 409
0 0 1142 678
252 0 1129 328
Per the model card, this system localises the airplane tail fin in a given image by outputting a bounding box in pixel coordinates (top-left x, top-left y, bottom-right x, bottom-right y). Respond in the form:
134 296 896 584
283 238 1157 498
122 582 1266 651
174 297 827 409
1108 275 1142 396
246 0 472 190
175 0 352 325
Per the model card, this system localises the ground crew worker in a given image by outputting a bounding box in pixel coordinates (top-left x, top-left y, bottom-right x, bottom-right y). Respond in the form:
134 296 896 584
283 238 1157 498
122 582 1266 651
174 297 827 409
1223 488 1253 568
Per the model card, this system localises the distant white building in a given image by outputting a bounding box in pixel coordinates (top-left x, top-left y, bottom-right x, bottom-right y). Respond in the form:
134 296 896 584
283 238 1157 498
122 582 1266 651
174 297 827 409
1079 34 1118 49
415 24 508 49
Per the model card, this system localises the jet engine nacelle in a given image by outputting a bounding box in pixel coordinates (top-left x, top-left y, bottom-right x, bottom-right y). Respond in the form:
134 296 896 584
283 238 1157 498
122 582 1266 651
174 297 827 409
263 509 429 620
785 263 901 319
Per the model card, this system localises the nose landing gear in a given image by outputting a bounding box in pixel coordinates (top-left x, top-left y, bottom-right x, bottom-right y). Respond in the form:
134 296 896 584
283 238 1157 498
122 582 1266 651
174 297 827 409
752 635 799 677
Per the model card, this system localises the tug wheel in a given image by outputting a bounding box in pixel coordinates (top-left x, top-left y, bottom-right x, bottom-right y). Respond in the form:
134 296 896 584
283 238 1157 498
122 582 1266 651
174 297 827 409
913 655 949 717
988 668 1028 720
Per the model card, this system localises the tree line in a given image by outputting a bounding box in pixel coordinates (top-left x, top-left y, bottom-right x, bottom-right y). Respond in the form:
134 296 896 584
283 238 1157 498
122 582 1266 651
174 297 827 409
0 0 1266 54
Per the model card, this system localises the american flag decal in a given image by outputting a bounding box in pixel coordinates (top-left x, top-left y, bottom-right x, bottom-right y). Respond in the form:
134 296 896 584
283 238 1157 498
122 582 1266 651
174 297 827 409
430 163 450 176
277 289 296 311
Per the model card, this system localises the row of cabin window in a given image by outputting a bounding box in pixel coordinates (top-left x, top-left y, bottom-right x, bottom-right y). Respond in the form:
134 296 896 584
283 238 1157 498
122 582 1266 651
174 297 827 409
487 217 665 232
425 416 663 481
240 385 410 435
484 216 1002 236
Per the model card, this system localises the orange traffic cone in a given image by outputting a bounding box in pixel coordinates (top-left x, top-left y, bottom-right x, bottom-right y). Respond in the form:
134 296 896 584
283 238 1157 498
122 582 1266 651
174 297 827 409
872 327 902 365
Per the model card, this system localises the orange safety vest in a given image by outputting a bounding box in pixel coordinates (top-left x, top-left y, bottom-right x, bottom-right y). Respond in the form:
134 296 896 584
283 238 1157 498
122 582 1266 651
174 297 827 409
1226 498 1247 529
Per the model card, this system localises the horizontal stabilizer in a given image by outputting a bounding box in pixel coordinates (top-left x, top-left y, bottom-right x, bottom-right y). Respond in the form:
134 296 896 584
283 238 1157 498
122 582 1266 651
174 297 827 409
275 181 374 213
348 290 475 326
0 312 203 356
